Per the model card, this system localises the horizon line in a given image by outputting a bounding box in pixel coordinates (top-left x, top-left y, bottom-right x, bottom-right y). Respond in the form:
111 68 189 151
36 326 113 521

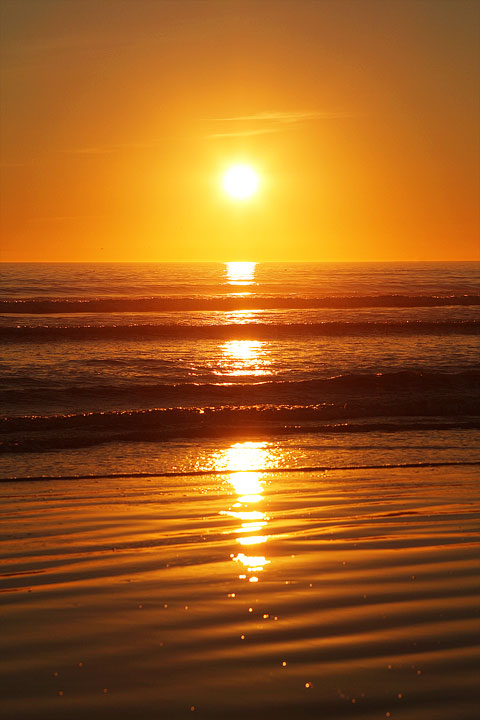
1 259 479 264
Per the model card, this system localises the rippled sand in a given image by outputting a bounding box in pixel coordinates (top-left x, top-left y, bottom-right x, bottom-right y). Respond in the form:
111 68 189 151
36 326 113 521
1 465 479 719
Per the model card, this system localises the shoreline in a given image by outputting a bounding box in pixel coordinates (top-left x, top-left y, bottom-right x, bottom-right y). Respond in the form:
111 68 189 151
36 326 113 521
1 458 479 483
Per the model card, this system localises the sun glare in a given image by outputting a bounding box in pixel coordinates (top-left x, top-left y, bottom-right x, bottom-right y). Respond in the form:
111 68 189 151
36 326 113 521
226 261 256 283
222 165 259 199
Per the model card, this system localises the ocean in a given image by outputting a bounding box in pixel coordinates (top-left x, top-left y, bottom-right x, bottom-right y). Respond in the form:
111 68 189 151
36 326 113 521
1 261 479 478
1 261 480 720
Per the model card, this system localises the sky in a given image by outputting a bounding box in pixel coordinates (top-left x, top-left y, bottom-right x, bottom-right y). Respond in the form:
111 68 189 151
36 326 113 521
1 0 479 262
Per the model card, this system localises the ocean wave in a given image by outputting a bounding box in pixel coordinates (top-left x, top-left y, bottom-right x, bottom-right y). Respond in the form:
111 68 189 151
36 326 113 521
2 459 479 482
1 320 478 341
2 369 479 405
1 294 479 314
1 396 479 454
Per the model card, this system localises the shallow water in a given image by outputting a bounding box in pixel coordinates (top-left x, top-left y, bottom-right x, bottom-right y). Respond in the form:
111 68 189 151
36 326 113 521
1 465 479 719
2 429 480 481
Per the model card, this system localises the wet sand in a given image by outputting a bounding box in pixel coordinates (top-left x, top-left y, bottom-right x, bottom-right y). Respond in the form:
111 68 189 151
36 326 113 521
1 465 479 719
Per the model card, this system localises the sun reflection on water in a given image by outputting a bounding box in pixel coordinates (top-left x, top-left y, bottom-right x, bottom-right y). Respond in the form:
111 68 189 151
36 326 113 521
215 441 277 582
225 261 256 285
222 509 265 521
223 340 261 362
223 309 263 324
215 441 273 475
217 340 272 377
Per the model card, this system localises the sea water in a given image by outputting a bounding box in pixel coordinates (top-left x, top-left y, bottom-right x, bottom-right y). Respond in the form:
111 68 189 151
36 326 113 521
1 262 479 478
1 261 480 720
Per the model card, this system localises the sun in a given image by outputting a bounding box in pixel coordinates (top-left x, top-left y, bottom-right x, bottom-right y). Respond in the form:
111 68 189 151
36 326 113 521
222 164 259 199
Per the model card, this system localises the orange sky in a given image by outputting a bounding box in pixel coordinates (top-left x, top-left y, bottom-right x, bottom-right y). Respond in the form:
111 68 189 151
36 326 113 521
1 0 479 262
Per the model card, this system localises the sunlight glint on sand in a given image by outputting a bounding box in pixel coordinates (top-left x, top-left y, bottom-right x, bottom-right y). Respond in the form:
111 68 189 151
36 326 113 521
218 443 271 578
0 463 479 719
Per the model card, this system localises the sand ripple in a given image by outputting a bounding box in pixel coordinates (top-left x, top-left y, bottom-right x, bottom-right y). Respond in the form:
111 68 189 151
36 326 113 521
0 465 479 719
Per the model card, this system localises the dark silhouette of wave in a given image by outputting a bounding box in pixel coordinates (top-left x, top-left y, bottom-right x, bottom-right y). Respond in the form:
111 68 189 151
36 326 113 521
2 391 479 453
1 369 479 407
1 320 478 341
1 294 479 314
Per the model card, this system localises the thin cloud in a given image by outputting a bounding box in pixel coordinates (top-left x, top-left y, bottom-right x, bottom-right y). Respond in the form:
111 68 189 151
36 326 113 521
207 128 284 139
205 109 354 139
208 110 352 123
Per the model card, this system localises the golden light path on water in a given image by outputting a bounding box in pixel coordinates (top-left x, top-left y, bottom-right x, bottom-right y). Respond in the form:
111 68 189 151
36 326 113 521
225 261 256 286
221 262 272 377
217 264 274 580
215 441 278 583
218 339 272 377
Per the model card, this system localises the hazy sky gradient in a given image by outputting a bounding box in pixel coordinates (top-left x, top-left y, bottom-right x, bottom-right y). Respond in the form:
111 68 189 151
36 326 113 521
1 0 479 261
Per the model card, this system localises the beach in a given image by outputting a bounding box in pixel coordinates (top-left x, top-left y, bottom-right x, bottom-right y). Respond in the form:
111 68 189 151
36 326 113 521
1 463 479 719
1 261 479 718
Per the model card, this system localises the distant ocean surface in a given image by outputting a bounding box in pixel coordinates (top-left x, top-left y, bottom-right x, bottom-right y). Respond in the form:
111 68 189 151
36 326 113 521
1 262 479 479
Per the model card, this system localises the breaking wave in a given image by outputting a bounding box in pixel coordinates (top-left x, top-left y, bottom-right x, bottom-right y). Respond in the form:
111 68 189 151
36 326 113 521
1 320 478 341
1 294 479 314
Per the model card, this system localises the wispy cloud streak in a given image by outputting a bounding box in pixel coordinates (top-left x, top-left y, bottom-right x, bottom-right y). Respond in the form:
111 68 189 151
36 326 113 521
205 109 353 139
208 110 352 123
207 128 286 139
